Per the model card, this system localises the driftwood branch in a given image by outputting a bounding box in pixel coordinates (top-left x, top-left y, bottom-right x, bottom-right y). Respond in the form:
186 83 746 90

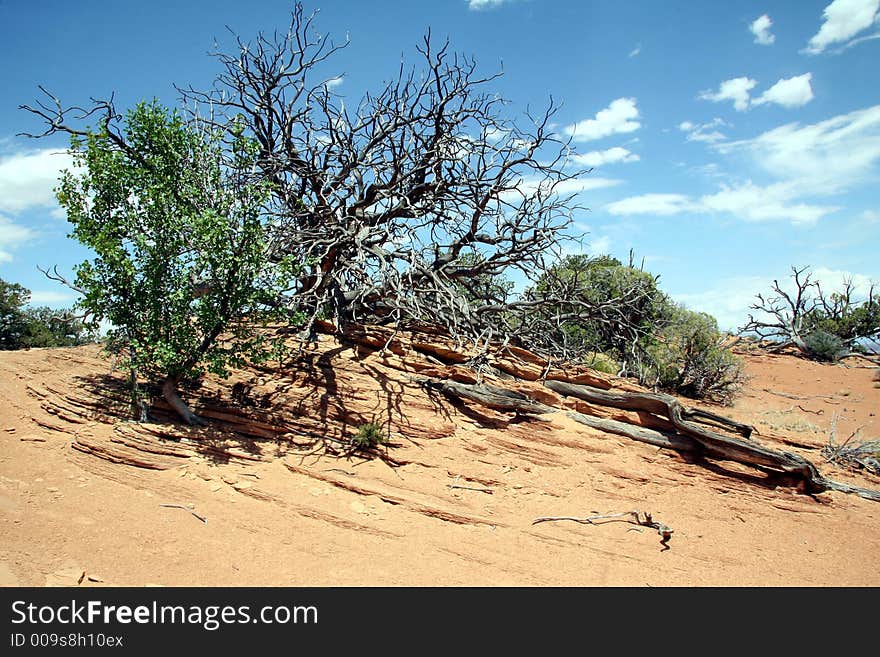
160 504 208 524
533 510 673 549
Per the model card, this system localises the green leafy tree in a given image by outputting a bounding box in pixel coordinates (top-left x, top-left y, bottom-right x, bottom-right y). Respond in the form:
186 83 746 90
530 255 744 401
1 279 95 349
0 280 33 350
53 101 299 424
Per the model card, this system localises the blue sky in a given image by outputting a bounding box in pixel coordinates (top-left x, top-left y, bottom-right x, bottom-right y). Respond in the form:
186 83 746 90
1 0 878 330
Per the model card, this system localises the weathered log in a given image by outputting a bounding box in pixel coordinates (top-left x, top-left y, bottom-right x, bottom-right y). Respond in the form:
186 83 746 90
544 380 754 438
421 379 552 415
433 377 880 502
566 411 699 452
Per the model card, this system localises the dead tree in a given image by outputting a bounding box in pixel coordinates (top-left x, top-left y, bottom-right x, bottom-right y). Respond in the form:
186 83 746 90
175 4 655 356
739 265 816 354
740 265 880 360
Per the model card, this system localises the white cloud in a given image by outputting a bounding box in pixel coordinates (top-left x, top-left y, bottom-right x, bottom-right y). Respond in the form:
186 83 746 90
324 76 344 89
0 214 36 263
752 73 814 108
677 267 879 332
564 98 641 142
0 148 75 214
587 235 612 256
698 180 839 224
505 176 622 204
699 77 757 112
468 0 512 10
606 184 836 224
605 193 695 216
679 118 728 143
750 14 776 45
804 0 880 54
628 44 641 58
613 106 880 226
717 104 880 195
810 266 877 297
570 146 640 168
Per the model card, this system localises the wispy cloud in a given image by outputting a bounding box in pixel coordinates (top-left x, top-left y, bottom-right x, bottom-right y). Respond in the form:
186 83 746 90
0 214 36 263
676 266 878 332
804 0 880 54
628 44 641 58
564 98 641 142
28 290 77 305
717 104 880 195
569 146 640 168
679 118 728 144
468 0 515 10
610 106 880 225
0 148 74 214
673 275 768 332
750 14 776 45
605 193 695 216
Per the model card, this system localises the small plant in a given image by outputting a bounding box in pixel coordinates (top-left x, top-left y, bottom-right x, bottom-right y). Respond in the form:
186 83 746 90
803 329 848 362
350 422 389 451
586 352 619 375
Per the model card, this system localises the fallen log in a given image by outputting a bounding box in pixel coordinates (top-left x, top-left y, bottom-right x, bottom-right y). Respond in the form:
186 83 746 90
431 377 880 503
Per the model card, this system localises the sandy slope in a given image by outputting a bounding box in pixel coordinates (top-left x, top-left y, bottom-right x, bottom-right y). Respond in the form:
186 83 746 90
0 335 878 587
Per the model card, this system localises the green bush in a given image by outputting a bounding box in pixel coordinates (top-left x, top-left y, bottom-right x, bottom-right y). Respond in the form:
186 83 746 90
350 422 389 451
585 352 619 375
641 306 745 403
532 254 668 363
1 278 96 350
803 329 848 362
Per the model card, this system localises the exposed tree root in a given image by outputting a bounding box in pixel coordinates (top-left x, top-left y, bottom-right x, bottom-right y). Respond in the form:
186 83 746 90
162 377 206 426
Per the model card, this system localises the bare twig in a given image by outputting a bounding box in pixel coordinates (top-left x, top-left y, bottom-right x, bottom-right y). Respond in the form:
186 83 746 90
448 484 494 494
532 510 673 549
160 504 208 524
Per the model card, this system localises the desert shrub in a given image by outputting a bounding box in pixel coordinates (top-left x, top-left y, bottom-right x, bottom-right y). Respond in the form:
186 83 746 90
0 278 96 350
641 305 745 403
803 329 848 362
585 352 620 375
531 254 668 366
350 422 389 451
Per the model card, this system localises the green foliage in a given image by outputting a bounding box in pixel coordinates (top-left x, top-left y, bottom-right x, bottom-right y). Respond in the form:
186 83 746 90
453 251 515 307
532 255 744 402
584 352 620 375
804 296 880 349
350 422 389 451
642 305 745 403
533 254 668 361
803 329 848 362
56 101 300 401
0 279 95 350
0 279 31 350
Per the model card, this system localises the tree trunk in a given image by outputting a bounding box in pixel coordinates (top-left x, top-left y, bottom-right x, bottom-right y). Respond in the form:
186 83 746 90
162 376 205 426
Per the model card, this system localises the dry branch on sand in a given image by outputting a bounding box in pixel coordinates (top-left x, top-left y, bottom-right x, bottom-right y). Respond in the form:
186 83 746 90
532 511 674 550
